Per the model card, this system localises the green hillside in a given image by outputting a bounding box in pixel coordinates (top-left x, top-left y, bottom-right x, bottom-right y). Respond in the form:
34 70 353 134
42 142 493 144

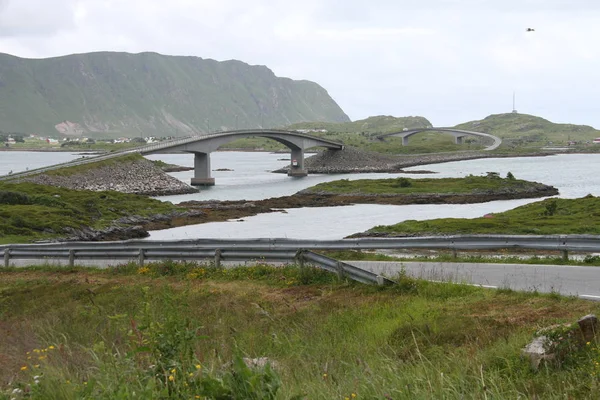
0 52 349 138
454 113 600 148
288 115 432 133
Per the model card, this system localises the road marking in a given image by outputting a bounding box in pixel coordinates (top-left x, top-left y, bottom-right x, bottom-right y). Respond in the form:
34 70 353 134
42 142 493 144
580 294 600 300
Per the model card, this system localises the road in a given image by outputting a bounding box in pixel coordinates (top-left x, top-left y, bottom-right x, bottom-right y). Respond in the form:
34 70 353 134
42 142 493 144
347 261 600 300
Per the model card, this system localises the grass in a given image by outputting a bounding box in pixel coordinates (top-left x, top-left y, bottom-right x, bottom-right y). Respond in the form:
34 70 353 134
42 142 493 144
364 195 600 236
42 153 143 177
1 261 600 399
0 179 176 244
303 173 545 195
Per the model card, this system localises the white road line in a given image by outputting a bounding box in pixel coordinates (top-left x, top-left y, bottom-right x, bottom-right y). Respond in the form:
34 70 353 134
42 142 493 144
580 294 600 299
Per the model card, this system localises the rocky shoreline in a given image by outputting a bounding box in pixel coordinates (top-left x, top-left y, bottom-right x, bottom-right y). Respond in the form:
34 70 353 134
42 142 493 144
19 157 198 196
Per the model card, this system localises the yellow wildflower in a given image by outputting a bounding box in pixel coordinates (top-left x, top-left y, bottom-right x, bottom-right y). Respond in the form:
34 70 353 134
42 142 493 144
49 345 55 350
168 375 175 382
195 364 202 370
20 366 28 371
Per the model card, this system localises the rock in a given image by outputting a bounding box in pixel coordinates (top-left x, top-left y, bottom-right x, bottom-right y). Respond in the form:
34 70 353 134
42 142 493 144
521 335 555 369
243 357 279 370
578 314 598 342
18 157 199 196
521 314 598 370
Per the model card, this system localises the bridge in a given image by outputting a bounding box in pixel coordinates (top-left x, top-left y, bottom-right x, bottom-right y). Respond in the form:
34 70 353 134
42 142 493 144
0 129 344 186
378 128 502 151
138 129 344 185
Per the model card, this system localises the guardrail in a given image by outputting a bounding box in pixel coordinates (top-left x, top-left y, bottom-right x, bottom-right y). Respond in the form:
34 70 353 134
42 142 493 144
3 235 599 252
3 235 600 284
0 244 394 286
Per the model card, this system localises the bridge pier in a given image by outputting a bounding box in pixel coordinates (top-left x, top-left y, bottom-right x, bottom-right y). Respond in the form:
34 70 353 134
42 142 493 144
454 135 465 145
190 152 215 186
402 136 410 146
288 148 308 177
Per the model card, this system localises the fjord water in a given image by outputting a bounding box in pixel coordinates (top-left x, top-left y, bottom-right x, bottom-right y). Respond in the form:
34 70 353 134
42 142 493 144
146 152 600 240
3 151 599 239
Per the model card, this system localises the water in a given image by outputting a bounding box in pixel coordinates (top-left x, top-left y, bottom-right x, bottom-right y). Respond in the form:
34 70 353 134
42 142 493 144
0 151 82 175
145 153 600 239
3 151 599 240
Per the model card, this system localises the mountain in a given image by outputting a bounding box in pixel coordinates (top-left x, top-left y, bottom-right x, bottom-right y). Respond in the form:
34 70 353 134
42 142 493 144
454 113 600 145
0 52 350 138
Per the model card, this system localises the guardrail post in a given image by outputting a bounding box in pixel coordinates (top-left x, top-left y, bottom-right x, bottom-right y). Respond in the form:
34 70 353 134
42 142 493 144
3 248 10 268
336 261 345 280
295 249 305 269
562 250 569 261
215 249 222 268
68 250 75 267
376 276 386 286
138 249 145 267
452 248 457 259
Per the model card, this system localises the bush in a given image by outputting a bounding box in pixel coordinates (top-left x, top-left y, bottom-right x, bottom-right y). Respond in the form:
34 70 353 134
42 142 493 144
395 177 412 188
0 190 31 205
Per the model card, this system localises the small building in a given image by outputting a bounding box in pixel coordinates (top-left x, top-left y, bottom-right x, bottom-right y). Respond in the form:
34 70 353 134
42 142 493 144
593 138 600 144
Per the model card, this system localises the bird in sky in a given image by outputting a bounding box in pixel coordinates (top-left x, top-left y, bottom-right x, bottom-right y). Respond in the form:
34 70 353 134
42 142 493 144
526 28 535 32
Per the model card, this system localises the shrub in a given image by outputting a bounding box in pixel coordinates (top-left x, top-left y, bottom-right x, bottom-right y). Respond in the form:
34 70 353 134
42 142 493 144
395 177 412 188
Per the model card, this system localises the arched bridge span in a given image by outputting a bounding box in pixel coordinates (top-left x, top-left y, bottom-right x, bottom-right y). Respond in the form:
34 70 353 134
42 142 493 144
139 129 344 185
378 128 501 151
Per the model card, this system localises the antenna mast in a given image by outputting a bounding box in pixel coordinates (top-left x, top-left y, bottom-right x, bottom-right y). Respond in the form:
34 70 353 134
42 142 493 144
512 91 518 113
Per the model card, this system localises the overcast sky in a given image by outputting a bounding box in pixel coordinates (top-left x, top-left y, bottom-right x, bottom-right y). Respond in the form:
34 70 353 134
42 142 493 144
0 0 599 127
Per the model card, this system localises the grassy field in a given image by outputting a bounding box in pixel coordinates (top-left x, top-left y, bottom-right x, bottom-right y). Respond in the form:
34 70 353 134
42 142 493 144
1 262 600 399
362 196 600 236
302 173 545 195
0 178 176 244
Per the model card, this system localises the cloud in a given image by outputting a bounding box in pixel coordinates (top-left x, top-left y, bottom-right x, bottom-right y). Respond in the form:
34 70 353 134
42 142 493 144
0 0 599 127
0 0 77 37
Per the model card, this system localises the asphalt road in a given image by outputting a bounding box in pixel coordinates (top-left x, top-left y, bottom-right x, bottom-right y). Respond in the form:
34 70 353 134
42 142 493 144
347 261 600 300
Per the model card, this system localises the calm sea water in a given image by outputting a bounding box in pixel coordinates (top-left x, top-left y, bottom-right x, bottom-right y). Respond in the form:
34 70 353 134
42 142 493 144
3 151 599 239
146 152 600 239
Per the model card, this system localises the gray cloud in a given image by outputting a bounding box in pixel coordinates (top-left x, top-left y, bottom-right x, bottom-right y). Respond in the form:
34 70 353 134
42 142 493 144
0 0 599 127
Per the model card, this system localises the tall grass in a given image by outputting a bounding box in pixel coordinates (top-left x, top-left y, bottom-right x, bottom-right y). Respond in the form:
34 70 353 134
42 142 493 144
1 262 600 399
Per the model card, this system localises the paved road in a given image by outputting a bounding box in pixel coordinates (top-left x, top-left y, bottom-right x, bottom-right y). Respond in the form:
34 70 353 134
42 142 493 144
347 261 600 300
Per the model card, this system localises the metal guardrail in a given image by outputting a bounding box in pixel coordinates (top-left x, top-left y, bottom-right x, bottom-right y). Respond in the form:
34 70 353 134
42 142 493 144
2 235 599 252
3 235 600 284
0 244 394 286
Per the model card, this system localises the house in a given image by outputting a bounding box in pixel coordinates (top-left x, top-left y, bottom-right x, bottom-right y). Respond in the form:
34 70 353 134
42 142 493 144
593 138 600 144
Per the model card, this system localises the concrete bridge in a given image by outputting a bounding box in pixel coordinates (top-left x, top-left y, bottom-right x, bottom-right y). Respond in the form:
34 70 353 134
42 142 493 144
139 129 344 185
378 128 502 151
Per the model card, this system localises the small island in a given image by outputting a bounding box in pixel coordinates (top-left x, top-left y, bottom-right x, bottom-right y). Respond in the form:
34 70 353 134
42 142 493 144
350 195 600 237
0 170 559 244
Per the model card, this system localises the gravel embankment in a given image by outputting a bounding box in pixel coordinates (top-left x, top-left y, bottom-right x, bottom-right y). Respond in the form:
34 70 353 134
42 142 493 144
19 157 198 196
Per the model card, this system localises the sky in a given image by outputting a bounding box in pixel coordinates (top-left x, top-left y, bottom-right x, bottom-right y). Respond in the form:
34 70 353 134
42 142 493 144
0 0 599 127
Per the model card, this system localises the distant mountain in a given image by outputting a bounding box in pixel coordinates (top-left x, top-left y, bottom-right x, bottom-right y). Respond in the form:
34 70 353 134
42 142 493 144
0 52 350 138
454 113 600 145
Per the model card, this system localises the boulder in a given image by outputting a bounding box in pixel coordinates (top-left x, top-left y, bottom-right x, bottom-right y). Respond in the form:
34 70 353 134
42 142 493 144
521 314 598 370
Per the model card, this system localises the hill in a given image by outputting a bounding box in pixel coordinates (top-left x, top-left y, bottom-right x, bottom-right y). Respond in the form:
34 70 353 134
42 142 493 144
288 115 432 133
0 52 350 138
454 113 600 148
